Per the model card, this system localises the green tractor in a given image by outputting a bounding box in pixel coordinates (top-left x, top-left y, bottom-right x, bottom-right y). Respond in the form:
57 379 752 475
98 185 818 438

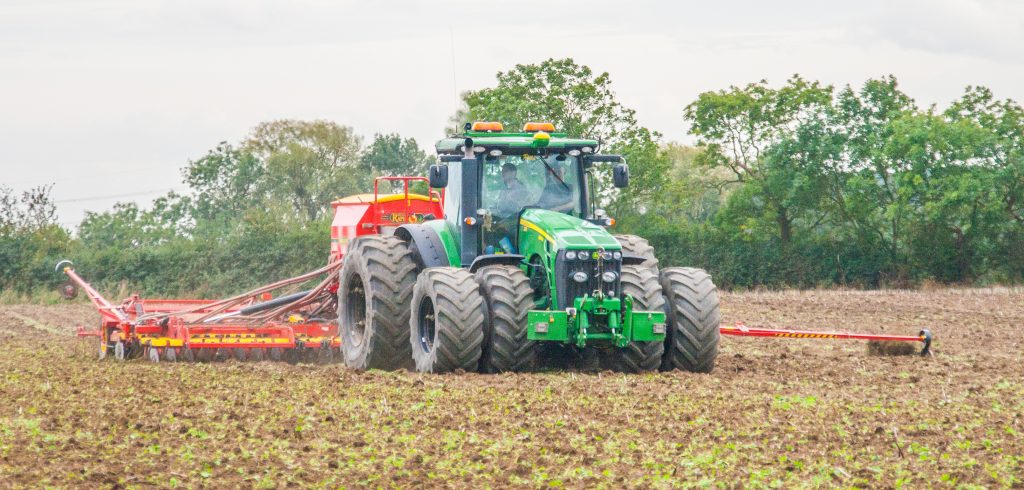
338 122 721 373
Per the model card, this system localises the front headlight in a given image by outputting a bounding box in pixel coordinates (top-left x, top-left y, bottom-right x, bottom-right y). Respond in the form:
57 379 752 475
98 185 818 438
572 271 588 283
601 251 613 260
601 271 617 282
565 250 577 260
612 251 622 260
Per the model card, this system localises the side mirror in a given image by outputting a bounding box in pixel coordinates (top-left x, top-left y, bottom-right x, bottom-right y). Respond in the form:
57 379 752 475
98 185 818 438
429 164 449 188
612 163 629 188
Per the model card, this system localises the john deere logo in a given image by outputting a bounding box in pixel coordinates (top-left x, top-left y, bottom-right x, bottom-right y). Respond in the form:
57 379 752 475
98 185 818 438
592 251 600 260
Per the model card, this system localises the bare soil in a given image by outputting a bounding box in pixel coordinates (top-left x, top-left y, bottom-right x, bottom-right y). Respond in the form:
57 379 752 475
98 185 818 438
0 288 1021 488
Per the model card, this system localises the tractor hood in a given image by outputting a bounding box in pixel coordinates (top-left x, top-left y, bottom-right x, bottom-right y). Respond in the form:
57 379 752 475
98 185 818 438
518 208 621 251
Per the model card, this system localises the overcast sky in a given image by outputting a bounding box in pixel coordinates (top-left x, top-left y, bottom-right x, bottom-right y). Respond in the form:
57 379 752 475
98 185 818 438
2 0 1023 227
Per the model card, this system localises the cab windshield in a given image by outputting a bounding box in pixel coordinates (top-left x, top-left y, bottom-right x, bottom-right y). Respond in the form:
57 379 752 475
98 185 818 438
480 153 581 254
482 154 581 219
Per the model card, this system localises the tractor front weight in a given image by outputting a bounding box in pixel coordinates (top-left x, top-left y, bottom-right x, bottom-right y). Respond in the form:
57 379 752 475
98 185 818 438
527 293 666 348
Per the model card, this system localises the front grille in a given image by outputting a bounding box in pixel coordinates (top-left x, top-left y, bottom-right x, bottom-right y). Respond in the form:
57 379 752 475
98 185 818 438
554 249 622 310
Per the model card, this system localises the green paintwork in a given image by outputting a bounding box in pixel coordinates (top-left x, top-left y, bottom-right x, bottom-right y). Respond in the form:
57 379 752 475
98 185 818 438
513 208 663 347
519 208 621 251
517 208 620 311
526 295 666 347
422 219 460 267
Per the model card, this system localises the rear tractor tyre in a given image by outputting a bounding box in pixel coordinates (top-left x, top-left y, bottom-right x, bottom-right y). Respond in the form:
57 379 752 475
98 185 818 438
338 235 419 371
613 235 659 273
660 267 721 373
600 265 665 373
474 265 536 373
410 268 485 373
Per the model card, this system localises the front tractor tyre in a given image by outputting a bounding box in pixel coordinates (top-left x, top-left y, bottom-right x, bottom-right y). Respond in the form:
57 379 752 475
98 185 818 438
410 268 485 373
474 265 536 373
601 265 666 373
660 267 721 373
338 235 418 371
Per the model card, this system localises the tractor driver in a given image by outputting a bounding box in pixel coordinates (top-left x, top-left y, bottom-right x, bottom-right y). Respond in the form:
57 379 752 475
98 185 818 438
536 162 575 214
487 162 528 253
494 162 528 218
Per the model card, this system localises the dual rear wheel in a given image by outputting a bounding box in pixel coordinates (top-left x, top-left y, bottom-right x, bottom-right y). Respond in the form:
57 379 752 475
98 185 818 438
339 237 535 374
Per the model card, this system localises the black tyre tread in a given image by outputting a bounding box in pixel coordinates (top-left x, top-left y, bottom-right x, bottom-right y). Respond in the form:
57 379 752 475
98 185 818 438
339 235 418 370
660 267 721 373
410 268 485 373
602 265 665 373
614 234 659 272
474 265 536 373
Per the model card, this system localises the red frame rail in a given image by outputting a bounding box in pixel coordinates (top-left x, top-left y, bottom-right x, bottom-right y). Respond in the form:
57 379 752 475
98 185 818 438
58 260 342 357
721 322 933 356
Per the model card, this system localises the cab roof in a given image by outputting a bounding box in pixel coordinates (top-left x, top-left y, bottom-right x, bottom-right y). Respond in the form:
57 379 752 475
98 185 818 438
435 130 600 155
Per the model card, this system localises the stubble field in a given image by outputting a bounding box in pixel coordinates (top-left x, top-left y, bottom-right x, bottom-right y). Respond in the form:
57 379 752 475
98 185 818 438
1 288 1021 488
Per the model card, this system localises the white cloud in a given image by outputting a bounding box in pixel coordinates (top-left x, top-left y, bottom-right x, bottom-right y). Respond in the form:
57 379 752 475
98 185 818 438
869 0 1024 62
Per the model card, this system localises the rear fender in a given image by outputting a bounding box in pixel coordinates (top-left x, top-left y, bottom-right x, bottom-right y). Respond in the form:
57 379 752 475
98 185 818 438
469 254 525 273
394 223 452 270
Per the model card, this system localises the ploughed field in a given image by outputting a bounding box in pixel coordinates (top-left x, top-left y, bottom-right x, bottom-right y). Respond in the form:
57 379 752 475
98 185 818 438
1 288 1021 488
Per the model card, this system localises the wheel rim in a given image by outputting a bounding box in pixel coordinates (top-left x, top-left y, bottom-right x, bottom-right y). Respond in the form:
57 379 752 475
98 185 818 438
417 296 436 353
345 273 368 347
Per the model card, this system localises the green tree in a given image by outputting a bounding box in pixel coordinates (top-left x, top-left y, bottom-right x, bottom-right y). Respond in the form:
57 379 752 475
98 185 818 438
884 110 995 281
684 75 836 245
244 120 365 221
361 133 432 177
0 185 70 293
945 86 1024 227
944 86 1024 280
646 144 729 224
828 76 919 267
182 142 264 222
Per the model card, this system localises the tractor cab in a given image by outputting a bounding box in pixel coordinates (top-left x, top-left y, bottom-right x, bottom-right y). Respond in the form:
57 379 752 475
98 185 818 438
431 121 629 266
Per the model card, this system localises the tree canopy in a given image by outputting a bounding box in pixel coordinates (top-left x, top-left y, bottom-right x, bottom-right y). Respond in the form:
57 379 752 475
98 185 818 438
3 65 1024 298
